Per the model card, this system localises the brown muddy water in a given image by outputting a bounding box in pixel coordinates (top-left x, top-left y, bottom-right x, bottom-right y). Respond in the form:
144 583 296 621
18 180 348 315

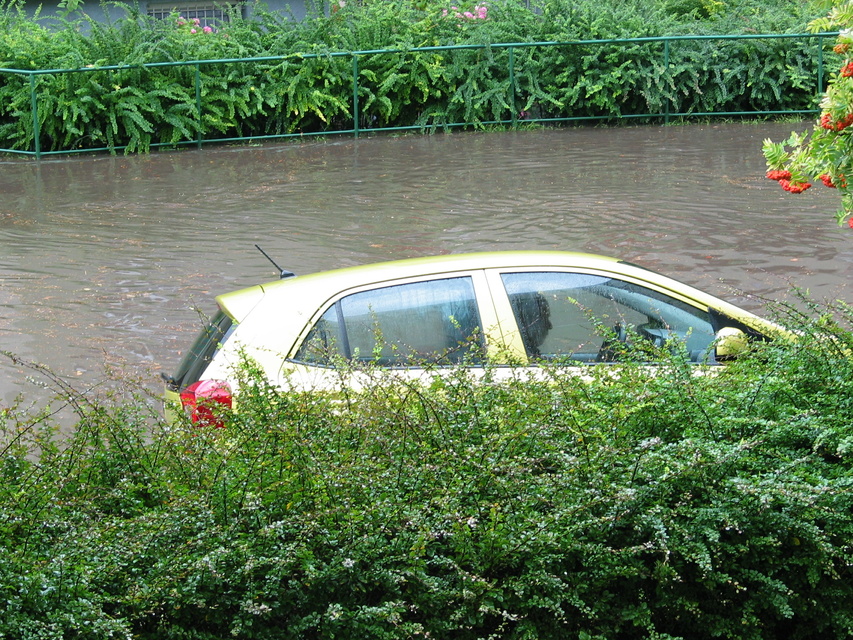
1 121 851 409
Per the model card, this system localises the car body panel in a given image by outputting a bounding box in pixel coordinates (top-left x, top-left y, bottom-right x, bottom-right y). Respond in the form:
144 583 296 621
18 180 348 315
164 251 782 420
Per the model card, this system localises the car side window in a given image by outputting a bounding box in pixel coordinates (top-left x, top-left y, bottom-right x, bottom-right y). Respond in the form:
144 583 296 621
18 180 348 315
500 272 716 363
293 277 484 367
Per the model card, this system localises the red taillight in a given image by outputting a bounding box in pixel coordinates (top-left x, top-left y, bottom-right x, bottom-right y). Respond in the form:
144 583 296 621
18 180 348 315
180 379 232 428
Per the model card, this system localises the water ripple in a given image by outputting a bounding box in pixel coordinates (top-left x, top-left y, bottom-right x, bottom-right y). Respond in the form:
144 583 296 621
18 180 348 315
2 122 852 404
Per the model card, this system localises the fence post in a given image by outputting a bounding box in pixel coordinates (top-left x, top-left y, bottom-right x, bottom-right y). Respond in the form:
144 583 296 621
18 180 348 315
664 38 671 125
353 54 360 139
818 34 826 94
29 74 41 158
195 63 203 149
509 46 517 128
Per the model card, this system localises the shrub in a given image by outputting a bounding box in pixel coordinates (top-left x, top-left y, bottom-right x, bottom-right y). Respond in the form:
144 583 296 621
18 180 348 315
0 0 832 153
2 298 853 638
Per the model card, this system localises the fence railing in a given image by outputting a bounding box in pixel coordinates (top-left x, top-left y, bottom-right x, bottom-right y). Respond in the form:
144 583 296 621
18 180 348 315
0 31 839 158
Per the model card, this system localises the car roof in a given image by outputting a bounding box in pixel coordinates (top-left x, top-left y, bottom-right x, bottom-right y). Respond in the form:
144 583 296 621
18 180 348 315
281 250 625 285
292 251 631 286
217 251 625 316
214 250 765 331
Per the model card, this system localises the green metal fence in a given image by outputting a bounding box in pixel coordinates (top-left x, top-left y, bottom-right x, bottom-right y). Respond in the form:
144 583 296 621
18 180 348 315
0 31 839 158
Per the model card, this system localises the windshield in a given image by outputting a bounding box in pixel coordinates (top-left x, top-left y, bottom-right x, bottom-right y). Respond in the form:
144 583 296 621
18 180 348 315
163 309 234 391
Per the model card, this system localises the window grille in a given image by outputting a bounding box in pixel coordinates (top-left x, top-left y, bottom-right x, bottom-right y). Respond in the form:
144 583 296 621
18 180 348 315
147 2 240 27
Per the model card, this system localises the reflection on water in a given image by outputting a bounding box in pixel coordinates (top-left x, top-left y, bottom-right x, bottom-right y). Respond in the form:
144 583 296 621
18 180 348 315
2 121 852 404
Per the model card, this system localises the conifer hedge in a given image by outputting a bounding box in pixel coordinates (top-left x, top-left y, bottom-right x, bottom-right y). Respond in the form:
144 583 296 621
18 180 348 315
0 0 835 153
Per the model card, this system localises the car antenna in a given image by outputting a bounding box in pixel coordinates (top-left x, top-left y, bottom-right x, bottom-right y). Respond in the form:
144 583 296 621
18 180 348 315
255 244 296 279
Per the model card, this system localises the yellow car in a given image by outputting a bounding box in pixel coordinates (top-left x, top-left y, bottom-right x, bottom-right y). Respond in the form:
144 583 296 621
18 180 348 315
163 251 777 425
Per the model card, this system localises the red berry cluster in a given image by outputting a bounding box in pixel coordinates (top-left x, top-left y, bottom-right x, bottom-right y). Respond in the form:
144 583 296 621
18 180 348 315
765 169 791 181
835 43 850 54
842 62 853 78
767 169 810 193
778 179 812 194
819 173 847 189
820 112 853 131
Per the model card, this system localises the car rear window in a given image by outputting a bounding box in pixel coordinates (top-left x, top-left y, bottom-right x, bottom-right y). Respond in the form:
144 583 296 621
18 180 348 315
292 277 484 367
165 309 235 390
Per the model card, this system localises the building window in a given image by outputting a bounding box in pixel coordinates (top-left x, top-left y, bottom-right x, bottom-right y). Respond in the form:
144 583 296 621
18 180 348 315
147 2 241 27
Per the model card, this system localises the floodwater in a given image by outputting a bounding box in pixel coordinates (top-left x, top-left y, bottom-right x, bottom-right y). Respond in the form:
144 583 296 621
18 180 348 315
1 121 851 408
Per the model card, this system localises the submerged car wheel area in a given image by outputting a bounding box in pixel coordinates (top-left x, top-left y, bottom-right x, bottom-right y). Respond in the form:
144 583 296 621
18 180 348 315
163 251 777 425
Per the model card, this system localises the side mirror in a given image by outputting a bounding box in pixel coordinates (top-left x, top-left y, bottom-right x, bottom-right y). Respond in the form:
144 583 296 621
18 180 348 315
715 327 748 360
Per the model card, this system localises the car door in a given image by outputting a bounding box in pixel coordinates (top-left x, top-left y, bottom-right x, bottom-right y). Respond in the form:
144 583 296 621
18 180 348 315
485 268 720 365
282 269 506 389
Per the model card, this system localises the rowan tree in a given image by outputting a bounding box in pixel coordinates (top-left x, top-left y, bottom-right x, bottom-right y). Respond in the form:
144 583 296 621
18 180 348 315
763 0 853 227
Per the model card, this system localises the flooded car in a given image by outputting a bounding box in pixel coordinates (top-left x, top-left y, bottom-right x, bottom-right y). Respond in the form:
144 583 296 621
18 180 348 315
163 250 778 424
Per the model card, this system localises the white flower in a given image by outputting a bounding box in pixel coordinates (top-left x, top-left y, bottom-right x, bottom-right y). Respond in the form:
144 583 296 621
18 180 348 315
639 437 662 450
242 600 272 615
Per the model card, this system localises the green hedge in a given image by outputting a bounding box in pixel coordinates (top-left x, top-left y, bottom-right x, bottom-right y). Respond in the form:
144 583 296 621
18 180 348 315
0 0 835 153
2 298 853 639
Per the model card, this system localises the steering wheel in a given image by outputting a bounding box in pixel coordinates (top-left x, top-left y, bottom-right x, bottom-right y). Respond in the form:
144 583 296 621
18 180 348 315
597 323 628 362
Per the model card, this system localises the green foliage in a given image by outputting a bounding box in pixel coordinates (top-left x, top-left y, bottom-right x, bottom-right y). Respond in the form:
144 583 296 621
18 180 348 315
3 298 853 639
662 0 727 20
0 0 830 154
763 0 853 226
